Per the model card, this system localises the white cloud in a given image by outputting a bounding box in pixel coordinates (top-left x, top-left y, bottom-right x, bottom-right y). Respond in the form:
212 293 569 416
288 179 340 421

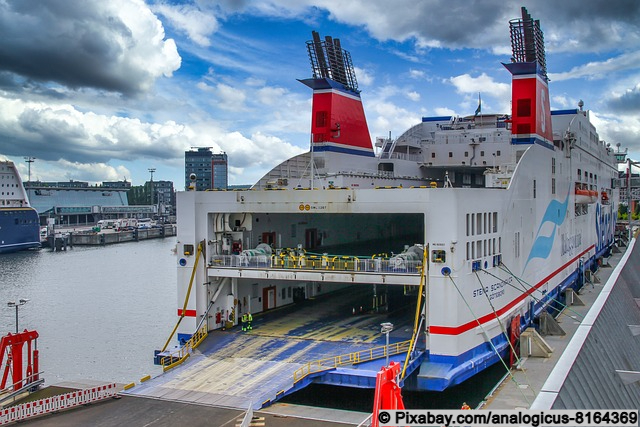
406 91 420 102
434 107 455 116
409 69 426 79
549 51 640 82
354 66 375 87
0 0 181 95
153 3 218 47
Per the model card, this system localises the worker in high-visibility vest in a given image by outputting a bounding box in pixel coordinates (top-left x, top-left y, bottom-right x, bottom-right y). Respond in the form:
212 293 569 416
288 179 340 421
241 313 248 332
247 312 253 331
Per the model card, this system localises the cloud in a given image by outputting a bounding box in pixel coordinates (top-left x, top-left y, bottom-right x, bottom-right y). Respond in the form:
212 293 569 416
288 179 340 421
230 1 640 55
56 160 132 183
0 0 180 96
354 66 374 87
549 51 640 82
409 69 426 79
448 73 509 97
609 84 640 113
152 3 218 47
406 91 420 102
0 97 192 164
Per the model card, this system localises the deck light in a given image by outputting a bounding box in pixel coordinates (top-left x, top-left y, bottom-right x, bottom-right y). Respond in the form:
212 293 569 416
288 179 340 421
7 299 29 333
381 322 394 367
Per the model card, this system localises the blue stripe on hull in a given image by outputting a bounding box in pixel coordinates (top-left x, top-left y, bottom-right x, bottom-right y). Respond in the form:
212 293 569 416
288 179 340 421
313 145 376 157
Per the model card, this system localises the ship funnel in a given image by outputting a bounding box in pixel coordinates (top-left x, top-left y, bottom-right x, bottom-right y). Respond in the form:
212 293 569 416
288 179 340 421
298 32 374 157
503 7 553 146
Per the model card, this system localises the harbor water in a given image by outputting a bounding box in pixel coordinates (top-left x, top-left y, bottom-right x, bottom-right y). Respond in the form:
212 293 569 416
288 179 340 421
0 238 177 385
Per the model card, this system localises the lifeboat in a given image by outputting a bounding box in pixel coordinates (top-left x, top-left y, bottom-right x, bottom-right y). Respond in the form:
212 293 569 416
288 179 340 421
575 185 597 204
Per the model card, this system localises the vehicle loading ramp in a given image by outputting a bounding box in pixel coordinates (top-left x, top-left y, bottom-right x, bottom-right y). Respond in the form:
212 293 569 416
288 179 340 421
124 286 423 410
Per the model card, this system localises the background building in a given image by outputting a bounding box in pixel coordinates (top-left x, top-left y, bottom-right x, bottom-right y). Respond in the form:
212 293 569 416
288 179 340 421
184 148 228 190
25 178 176 226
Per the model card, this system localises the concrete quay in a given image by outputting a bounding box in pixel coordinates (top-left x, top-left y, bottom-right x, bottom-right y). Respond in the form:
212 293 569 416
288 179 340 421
45 224 176 250
481 242 631 410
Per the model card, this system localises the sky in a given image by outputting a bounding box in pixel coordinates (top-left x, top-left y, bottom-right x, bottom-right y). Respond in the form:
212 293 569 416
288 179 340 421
1 0 639 189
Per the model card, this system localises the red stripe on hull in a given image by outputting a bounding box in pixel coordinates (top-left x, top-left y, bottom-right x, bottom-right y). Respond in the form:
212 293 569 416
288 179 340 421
430 245 594 335
178 309 197 317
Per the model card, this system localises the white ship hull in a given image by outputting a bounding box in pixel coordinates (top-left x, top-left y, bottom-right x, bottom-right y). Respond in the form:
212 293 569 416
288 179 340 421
173 10 619 391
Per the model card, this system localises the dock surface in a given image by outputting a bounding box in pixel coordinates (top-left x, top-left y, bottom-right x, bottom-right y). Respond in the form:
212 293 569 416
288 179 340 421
482 244 627 409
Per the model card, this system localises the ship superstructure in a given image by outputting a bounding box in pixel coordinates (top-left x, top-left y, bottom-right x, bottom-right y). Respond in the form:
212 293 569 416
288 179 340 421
173 8 618 396
0 161 40 254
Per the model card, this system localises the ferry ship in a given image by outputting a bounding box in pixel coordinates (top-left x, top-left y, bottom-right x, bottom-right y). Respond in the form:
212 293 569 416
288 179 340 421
0 160 40 254
173 8 619 393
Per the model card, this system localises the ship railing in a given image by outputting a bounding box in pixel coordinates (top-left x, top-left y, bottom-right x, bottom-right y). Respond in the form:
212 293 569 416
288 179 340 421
209 255 422 274
292 340 412 383
159 324 208 371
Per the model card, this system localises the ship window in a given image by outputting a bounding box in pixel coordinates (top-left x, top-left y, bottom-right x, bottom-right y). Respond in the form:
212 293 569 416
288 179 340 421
552 178 556 195
465 151 469 157
480 151 485 157
471 213 475 235
466 242 470 260
493 212 497 232
515 232 520 258
431 152 436 158
431 250 446 263
517 99 531 117
499 237 501 252
533 180 536 198
483 213 487 234
466 213 470 236
476 213 482 235
496 150 501 156
449 152 453 158
552 158 556 174
316 111 327 127
477 241 482 257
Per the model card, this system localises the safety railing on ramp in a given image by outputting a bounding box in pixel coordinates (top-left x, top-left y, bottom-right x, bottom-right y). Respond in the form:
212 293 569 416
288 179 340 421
159 324 208 371
293 340 412 383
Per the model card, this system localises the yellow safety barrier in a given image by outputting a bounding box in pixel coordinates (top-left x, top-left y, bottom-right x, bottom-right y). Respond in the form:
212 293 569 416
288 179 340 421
160 323 208 372
292 340 411 383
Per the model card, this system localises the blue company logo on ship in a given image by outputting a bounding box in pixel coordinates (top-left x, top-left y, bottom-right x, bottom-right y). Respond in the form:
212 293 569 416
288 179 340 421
524 190 571 271
595 203 614 253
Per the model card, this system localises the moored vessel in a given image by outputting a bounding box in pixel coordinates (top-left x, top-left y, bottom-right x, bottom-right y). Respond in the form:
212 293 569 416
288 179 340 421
0 161 40 254
171 7 619 400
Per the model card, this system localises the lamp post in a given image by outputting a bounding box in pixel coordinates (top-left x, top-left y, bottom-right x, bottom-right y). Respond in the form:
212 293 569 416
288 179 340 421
7 299 29 333
24 157 35 182
380 322 394 367
148 168 156 215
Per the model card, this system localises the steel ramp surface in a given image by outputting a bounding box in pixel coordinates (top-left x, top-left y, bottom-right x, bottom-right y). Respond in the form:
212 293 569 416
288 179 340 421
125 332 385 410
127 286 418 409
